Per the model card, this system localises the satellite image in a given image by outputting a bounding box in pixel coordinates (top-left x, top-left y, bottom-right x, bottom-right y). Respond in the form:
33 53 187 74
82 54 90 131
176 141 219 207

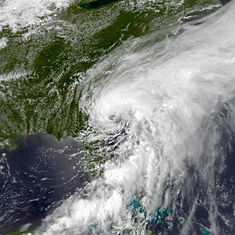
0 0 235 234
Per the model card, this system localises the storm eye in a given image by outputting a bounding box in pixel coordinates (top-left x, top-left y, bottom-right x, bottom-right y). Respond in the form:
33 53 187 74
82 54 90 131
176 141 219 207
109 114 116 121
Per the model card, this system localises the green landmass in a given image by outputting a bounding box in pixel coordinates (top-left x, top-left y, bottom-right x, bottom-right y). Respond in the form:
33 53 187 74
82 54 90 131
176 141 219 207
5 231 33 235
0 0 222 173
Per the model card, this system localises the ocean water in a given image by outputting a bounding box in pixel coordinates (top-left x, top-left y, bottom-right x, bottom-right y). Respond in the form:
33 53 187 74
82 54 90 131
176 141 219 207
0 0 235 235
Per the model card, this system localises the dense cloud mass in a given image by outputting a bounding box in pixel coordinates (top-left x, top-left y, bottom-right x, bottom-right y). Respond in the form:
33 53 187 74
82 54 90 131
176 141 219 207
38 1 235 234
0 0 235 235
